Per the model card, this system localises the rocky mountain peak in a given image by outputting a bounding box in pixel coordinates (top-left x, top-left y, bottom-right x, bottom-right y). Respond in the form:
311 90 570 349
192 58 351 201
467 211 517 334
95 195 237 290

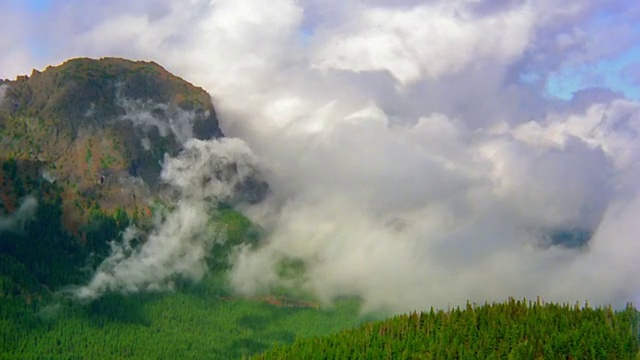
0 57 265 234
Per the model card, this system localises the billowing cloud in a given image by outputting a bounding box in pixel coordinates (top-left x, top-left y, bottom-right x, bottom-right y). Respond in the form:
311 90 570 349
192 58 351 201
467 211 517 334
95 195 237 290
70 138 264 300
229 100 628 312
311 3 534 84
3 0 640 312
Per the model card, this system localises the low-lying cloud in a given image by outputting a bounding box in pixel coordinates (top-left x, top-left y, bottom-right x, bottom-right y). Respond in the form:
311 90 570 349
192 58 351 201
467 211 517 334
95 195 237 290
116 92 204 146
6 0 640 312
70 138 265 300
0 196 38 233
229 99 634 313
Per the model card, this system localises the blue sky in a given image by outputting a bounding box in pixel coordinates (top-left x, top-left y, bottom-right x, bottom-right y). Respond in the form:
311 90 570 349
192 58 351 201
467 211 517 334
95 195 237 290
544 9 640 101
26 0 51 11
546 44 640 101
544 13 640 100
296 2 639 101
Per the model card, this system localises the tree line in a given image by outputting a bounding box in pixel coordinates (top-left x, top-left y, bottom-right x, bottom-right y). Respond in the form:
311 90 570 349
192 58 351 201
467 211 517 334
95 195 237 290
254 298 640 359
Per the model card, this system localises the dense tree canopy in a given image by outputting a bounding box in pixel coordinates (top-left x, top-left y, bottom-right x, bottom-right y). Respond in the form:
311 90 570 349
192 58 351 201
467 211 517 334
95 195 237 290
254 299 640 360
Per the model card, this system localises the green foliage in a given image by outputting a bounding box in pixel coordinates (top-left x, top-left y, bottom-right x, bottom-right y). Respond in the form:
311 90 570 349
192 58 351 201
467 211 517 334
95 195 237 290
85 147 92 164
100 153 116 169
0 163 88 291
1 158 17 178
0 274 364 359
0 165 366 359
80 206 131 266
1 158 25 198
208 204 261 271
255 298 640 360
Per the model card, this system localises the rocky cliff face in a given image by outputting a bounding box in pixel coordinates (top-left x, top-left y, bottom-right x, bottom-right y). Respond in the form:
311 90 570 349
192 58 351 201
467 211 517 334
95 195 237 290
0 57 264 233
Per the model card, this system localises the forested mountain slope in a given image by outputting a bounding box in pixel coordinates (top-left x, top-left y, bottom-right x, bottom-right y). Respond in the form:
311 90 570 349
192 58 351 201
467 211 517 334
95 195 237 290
0 58 366 359
0 57 269 297
254 299 640 359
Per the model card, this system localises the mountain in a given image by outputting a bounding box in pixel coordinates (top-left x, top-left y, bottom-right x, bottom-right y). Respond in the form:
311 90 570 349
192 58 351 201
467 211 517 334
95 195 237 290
0 57 266 234
0 60 366 360
0 57 269 297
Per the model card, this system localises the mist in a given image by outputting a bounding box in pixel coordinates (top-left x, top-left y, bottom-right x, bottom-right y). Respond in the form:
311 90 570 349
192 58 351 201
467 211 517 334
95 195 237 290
70 138 264 300
115 90 205 146
229 100 632 313
0 196 38 233
5 0 640 312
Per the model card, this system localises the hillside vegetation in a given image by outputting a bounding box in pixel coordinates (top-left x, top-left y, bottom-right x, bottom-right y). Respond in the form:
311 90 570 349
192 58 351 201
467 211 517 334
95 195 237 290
0 277 366 359
0 157 367 358
0 57 268 296
254 299 640 359
0 58 339 359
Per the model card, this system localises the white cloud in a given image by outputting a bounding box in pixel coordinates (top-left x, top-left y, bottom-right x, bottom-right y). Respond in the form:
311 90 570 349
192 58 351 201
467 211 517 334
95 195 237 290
229 101 628 312
312 3 535 83
70 138 264 300
116 93 202 145
3 0 640 312
514 99 640 170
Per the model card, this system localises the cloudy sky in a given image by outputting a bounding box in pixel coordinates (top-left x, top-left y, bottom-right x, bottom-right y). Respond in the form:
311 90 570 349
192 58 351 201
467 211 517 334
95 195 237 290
3 0 640 313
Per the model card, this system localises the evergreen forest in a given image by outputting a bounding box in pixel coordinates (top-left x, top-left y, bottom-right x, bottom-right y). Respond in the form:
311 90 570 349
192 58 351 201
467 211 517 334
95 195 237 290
0 157 367 358
255 299 640 359
2 154 640 358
